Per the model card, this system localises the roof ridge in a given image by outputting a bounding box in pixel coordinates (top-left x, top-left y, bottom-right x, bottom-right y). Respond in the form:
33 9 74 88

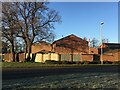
53 34 87 44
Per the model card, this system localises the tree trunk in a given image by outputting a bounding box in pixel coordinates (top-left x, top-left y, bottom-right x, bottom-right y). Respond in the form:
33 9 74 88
24 41 28 62
24 44 27 62
11 43 15 62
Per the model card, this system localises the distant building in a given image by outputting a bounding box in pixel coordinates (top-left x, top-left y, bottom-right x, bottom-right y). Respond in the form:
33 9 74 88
89 47 98 54
102 49 120 62
99 43 120 62
102 43 120 49
32 41 52 54
99 43 120 53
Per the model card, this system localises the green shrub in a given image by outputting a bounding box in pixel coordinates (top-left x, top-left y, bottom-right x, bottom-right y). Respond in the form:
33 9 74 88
61 61 76 64
61 61 71 64
104 61 113 64
83 61 90 64
45 60 58 64
76 61 82 64
112 61 120 64
71 61 76 64
89 61 99 64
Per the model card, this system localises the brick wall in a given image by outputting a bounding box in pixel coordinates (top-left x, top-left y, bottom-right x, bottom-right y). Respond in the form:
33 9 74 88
102 51 120 62
4 53 13 62
81 54 93 62
19 53 25 62
54 46 88 54
32 42 52 53
90 47 98 54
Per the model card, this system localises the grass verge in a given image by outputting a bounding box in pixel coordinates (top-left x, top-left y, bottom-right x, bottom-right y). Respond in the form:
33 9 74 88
1 62 119 68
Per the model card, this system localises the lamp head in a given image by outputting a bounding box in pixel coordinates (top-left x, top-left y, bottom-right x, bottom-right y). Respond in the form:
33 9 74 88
101 22 104 25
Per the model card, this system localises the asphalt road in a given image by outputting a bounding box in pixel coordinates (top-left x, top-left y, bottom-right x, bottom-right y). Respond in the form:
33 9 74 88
2 65 120 80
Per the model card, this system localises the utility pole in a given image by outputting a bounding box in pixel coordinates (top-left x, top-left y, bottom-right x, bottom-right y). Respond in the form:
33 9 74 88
100 22 104 64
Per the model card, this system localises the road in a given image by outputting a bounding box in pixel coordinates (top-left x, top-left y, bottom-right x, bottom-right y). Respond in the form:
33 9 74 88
2 65 120 80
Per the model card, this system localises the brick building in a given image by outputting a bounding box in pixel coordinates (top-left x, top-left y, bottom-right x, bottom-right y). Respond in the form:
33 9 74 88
89 47 98 54
3 34 119 63
32 41 52 54
99 43 120 62
102 49 120 62
51 34 96 62
99 43 120 53
52 34 89 54
31 34 100 63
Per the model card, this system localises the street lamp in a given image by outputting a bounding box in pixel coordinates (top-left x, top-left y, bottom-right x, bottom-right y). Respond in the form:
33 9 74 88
100 22 104 64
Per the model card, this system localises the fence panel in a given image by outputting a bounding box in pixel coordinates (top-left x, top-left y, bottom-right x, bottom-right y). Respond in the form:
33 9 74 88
60 54 70 61
35 54 43 62
73 54 81 61
51 53 59 61
43 54 49 62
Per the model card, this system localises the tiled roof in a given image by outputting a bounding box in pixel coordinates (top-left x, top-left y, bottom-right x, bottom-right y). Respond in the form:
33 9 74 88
33 41 50 46
103 43 120 49
53 34 88 45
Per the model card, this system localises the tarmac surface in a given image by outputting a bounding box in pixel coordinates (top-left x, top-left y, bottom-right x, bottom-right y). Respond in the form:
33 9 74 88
2 65 120 80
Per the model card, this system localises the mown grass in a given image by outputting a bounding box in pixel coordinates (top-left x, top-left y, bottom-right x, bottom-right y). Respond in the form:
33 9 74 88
1 62 119 68
2 62 50 68
2 62 77 68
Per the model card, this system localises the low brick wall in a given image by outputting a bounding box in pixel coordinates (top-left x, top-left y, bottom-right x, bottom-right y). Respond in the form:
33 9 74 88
103 51 120 62
3 51 119 63
4 53 13 62
81 54 93 62
3 53 96 63
4 53 25 62
19 53 25 62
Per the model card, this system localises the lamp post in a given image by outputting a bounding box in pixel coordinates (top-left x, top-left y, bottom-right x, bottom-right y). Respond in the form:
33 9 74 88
100 22 104 64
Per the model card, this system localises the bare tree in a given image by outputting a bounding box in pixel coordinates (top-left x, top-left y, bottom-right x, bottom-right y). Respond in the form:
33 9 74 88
14 38 24 53
2 2 61 61
102 38 109 43
83 37 87 41
90 38 99 48
1 39 10 54
90 37 109 48
2 3 19 61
